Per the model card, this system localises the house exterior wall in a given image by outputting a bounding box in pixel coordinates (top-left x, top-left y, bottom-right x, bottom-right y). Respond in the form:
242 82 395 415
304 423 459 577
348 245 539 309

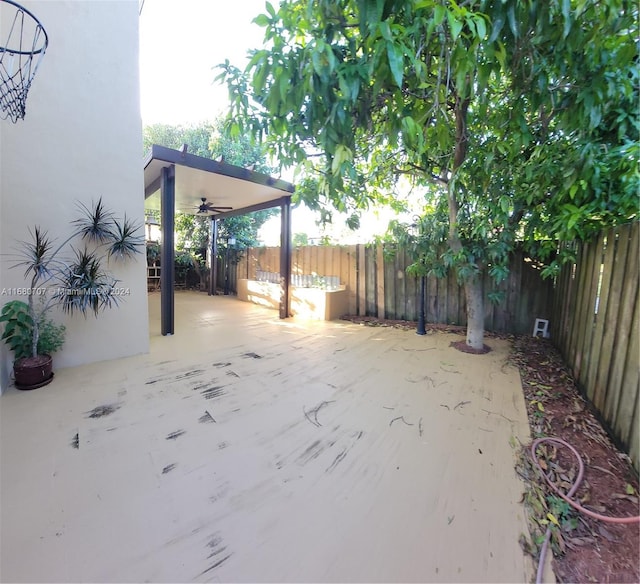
0 0 148 392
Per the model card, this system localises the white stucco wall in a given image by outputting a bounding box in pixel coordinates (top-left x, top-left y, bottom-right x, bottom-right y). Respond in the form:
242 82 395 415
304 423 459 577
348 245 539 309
0 0 149 392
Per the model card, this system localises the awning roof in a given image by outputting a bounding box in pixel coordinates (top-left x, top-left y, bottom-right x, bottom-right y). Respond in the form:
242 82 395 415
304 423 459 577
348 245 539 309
143 144 294 218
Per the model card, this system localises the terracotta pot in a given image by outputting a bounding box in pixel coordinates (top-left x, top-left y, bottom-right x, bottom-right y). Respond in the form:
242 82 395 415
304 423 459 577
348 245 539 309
13 354 54 390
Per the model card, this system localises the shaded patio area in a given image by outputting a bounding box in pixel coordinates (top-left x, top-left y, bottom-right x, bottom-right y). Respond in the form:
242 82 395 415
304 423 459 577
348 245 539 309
1 292 533 582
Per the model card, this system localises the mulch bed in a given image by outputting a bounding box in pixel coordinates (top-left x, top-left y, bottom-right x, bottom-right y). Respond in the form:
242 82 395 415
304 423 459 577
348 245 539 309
511 335 639 584
341 316 640 583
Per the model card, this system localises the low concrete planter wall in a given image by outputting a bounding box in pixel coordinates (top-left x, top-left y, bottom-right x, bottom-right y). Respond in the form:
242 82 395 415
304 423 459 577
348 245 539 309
237 279 349 321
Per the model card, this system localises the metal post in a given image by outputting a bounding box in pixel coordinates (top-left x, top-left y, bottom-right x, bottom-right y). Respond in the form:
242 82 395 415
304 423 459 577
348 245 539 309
224 239 231 295
279 197 292 318
209 217 218 296
160 165 175 335
417 275 426 335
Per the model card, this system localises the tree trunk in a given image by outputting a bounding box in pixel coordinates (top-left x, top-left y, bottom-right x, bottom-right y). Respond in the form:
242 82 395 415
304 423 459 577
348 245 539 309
448 92 486 351
463 275 484 350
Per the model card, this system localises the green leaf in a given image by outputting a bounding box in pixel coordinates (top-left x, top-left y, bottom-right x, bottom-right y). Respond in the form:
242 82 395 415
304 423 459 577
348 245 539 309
379 21 392 41
561 0 571 39
265 1 276 17
253 13 270 27
386 42 404 88
507 4 518 38
447 11 463 41
433 5 446 26
569 184 579 200
474 15 486 40
488 13 505 43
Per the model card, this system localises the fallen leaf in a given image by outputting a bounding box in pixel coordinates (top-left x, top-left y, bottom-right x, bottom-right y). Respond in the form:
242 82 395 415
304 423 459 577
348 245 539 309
567 536 595 546
587 504 607 513
611 493 639 504
598 525 616 542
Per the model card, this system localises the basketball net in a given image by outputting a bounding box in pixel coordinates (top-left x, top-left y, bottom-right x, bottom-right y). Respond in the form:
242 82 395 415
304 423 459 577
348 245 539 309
0 0 48 123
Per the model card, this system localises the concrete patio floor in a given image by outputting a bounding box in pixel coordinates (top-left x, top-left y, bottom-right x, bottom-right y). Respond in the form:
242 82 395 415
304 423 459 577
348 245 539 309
1 291 533 583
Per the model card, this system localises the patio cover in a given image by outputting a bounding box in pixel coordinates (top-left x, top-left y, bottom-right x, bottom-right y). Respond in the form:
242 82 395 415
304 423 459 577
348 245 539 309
143 144 295 335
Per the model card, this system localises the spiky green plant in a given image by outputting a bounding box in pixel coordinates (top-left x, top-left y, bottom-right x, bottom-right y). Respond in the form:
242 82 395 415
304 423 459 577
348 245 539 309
108 214 144 260
73 198 115 243
57 248 120 317
1 198 142 360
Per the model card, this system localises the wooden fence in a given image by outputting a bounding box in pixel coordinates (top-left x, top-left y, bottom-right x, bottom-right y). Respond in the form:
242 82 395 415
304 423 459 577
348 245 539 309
233 244 554 335
552 222 639 469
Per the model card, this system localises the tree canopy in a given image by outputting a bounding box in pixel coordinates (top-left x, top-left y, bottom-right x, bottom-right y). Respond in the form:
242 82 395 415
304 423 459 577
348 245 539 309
219 0 638 348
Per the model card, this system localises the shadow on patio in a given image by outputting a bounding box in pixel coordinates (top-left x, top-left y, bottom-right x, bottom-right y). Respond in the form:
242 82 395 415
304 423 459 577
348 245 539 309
1 291 533 583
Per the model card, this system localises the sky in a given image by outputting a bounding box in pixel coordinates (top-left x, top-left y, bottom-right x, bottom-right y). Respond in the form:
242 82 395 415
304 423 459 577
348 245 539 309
138 0 407 244
139 0 268 126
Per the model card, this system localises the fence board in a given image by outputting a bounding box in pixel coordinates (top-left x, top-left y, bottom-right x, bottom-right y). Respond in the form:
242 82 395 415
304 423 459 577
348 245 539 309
577 238 602 389
365 246 377 315
376 245 385 319
394 250 406 319
566 244 587 365
628 389 639 473
346 246 358 314
593 228 630 412
587 229 616 409
426 273 438 323
405 272 417 321
570 242 594 378
357 245 366 316
384 249 396 319
614 289 639 449
563 253 581 363
604 224 638 424
506 252 521 332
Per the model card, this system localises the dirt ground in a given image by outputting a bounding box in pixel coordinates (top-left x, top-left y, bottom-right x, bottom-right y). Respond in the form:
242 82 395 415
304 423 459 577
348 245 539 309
511 335 640 584
344 315 640 583
1 293 534 583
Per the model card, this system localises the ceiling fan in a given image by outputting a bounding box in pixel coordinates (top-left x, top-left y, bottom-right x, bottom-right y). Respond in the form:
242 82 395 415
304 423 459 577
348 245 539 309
194 197 233 214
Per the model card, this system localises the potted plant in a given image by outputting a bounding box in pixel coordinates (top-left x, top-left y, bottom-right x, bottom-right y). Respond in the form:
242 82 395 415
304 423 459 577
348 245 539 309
0 300 66 388
0 198 142 389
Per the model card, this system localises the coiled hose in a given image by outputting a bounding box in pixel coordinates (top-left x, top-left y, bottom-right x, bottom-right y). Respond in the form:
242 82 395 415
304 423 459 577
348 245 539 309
530 437 640 584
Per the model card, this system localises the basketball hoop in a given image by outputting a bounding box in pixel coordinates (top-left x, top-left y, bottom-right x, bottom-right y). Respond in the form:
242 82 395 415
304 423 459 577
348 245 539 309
0 0 48 123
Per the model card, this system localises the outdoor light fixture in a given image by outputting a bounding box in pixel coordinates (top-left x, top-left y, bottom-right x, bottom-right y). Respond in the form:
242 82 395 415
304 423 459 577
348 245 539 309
224 235 236 295
145 214 160 242
410 215 427 336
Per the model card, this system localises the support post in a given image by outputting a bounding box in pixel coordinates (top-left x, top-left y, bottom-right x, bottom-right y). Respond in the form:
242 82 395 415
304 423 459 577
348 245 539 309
208 217 218 295
224 240 231 295
160 165 175 335
279 197 292 318
417 275 426 335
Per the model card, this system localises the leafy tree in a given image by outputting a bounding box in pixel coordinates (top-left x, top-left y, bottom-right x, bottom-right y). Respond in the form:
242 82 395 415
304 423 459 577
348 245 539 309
218 0 637 349
143 122 216 158
143 118 274 173
293 232 309 246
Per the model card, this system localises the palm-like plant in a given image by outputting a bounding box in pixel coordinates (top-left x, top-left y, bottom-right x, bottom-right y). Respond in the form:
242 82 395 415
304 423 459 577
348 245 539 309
1 198 143 360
